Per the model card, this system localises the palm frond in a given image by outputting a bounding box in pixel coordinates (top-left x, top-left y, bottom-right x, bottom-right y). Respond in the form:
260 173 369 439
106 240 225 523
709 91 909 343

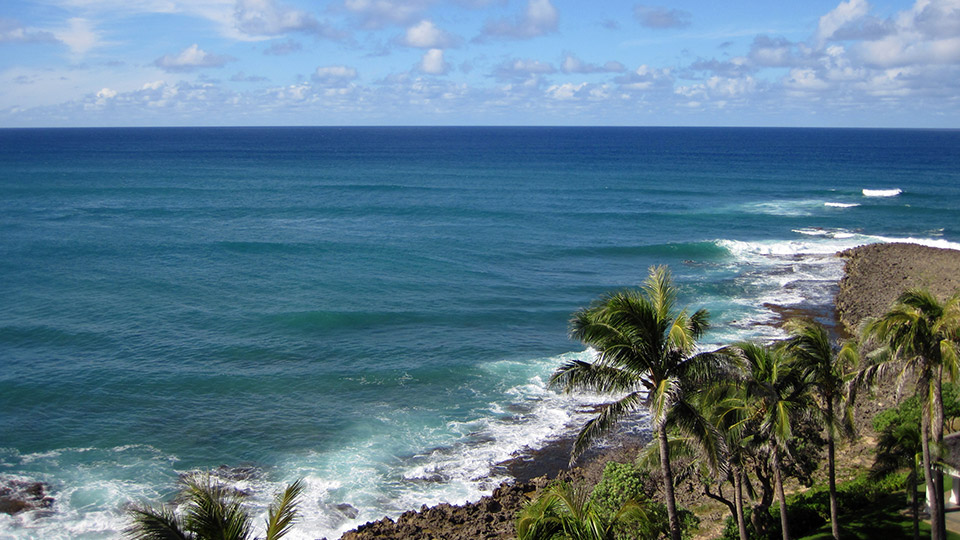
264 479 305 540
180 474 252 540
642 265 676 321
649 376 682 429
549 359 645 394
125 505 191 540
571 392 643 462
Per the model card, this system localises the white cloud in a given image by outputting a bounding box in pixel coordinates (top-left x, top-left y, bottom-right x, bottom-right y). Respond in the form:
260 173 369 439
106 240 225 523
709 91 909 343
545 82 587 100
55 18 100 55
401 20 459 48
561 54 625 74
492 58 556 81
816 0 871 45
154 44 235 72
852 0 960 67
313 65 359 87
343 0 428 29
418 48 450 74
614 65 673 91
480 0 558 40
633 5 692 29
234 0 344 39
748 35 806 67
0 18 58 44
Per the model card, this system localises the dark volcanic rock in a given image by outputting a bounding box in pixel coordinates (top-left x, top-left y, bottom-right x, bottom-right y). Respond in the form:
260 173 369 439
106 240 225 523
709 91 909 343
0 478 54 515
836 243 960 334
339 479 547 540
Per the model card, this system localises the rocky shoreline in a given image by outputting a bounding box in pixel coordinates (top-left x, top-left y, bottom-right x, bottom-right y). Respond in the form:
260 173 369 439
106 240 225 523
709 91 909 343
836 242 960 334
337 241 960 540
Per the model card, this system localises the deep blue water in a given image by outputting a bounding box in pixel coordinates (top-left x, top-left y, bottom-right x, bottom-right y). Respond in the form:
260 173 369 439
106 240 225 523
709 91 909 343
1 127 959 538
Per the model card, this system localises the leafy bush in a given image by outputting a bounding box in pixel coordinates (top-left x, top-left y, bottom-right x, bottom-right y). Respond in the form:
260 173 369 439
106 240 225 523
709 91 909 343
590 462 652 518
587 461 699 540
718 471 909 540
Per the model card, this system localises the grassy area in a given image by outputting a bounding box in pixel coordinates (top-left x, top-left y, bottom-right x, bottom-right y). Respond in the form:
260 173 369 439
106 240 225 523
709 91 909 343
797 492 960 540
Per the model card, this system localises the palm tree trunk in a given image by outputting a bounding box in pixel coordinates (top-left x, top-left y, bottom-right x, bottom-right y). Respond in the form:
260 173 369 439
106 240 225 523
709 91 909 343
658 423 682 540
772 445 790 540
933 365 946 540
733 466 748 540
911 467 920 540
920 373 942 540
827 400 840 540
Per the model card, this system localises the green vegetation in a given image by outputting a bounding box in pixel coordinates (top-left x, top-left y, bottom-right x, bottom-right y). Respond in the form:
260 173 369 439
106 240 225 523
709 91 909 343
861 289 960 540
549 266 960 540
551 266 728 540
517 463 698 540
125 474 304 540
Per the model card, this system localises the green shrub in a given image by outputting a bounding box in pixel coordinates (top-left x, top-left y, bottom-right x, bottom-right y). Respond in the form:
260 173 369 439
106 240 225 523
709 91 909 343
719 471 910 540
587 461 699 540
590 462 652 518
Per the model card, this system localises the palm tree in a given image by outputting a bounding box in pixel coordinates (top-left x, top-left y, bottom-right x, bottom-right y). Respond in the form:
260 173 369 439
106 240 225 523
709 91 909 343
785 318 859 540
873 398 924 540
727 341 812 540
861 288 960 540
550 265 726 540
515 482 651 540
126 473 305 540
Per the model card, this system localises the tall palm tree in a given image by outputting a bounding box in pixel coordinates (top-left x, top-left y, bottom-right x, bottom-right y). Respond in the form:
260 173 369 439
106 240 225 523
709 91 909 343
785 318 859 540
516 482 652 540
126 473 305 540
550 265 726 540
861 288 960 540
727 341 812 540
873 399 924 540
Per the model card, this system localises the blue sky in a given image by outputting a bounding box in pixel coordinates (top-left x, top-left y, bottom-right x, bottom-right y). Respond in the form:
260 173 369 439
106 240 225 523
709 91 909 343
1 0 959 127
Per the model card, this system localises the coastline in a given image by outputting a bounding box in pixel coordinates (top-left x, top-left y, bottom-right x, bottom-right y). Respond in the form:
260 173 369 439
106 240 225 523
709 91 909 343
836 242 960 335
338 241 960 540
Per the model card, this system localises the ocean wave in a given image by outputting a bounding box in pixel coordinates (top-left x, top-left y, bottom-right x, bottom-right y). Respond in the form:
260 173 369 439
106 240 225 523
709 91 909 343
791 228 856 239
824 202 860 208
862 188 902 197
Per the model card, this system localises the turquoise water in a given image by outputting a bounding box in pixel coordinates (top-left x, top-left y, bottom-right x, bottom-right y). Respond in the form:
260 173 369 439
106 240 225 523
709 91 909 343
1 127 959 538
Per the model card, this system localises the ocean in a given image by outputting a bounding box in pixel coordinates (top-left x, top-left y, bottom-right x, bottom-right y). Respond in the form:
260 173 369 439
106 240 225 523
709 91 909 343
1 127 958 539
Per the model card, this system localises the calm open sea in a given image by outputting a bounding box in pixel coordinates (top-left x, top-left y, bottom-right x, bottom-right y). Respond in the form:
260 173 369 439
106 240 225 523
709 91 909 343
1 127 959 539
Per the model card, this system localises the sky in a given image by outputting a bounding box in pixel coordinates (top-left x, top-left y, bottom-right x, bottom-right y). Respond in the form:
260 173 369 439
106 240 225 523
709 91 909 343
1 0 959 127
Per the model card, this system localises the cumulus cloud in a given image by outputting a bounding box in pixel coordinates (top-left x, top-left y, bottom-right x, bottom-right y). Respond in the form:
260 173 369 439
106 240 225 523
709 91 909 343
614 65 674 91
154 44 235 72
0 18 58 44
312 65 358 87
676 75 758 100
400 20 460 48
853 0 960 67
419 48 450 74
344 0 429 29
480 0 558 40
684 57 754 78
235 0 345 39
561 53 625 74
748 35 809 67
633 5 692 29
492 58 556 81
815 0 871 45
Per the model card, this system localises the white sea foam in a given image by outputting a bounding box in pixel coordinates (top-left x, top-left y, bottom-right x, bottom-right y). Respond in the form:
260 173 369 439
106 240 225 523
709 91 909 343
737 200 824 217
871 236 960 251
862 188 902 197
824 202 860 208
